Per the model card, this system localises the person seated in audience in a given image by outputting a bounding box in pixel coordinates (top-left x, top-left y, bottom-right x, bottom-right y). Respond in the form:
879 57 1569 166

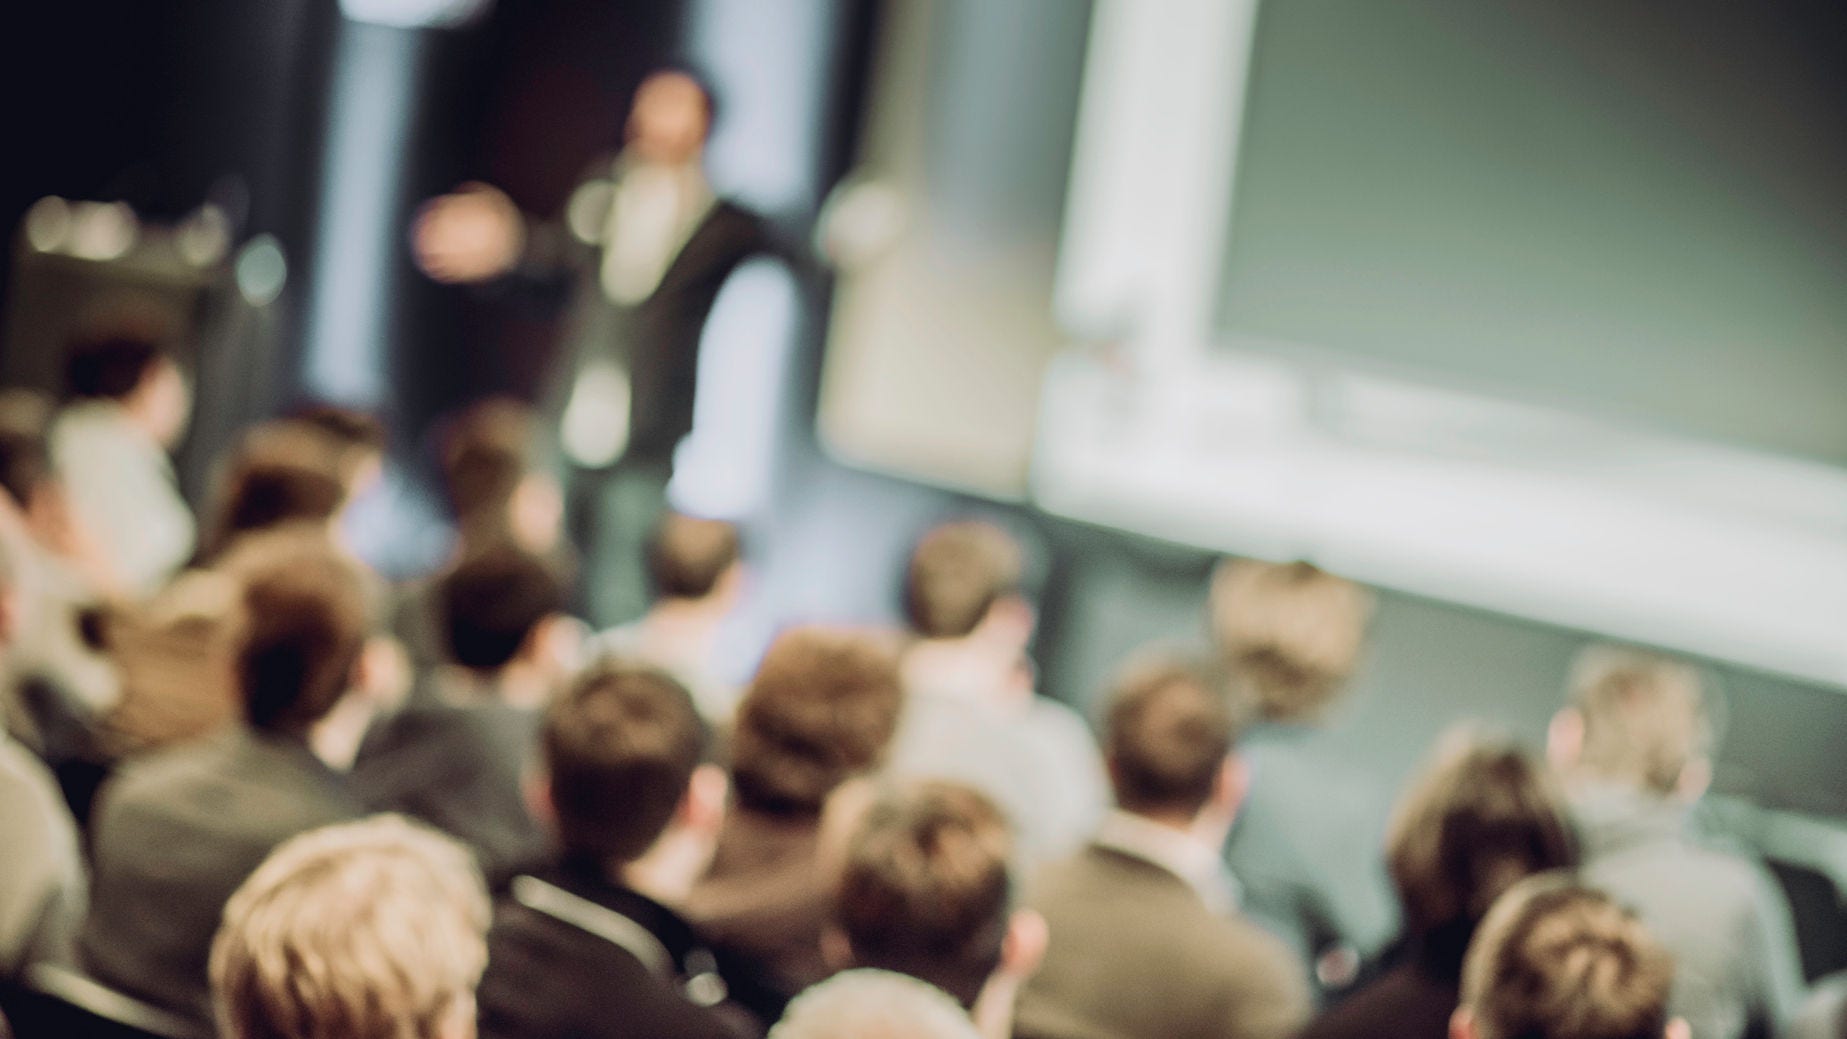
1210 558 1398 991
288 403 389 506
0 540 87 980
476 660 777 1039
884 520 1107 865
1451 880 1687 1039
827 779 1046 1039
1298 732 1579 1039
49 332 194 595
685 626 904 993
395 399 567 672
585 511 747 723
210 816 490 1039
1547 646 1804 1039
0 393 118 753
769 970 981 1039
80 530 370 1029
198 421 350 562
351 547 575 886
1015 654 1310 1039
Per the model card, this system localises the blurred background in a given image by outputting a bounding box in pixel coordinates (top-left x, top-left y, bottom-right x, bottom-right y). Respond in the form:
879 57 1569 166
1 0 1843 969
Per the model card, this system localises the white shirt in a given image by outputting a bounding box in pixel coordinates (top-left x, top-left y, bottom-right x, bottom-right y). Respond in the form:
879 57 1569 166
50 402 194 595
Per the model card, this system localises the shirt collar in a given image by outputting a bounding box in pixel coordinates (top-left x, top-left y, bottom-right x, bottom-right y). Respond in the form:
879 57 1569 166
1092 809 1239 914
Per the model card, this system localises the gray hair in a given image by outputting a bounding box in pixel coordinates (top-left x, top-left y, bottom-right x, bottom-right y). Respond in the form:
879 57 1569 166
771 970 981 1039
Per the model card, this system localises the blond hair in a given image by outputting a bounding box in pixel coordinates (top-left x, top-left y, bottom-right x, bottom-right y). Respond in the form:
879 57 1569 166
770 969 980 1039
211 816 491 1039
1461 880 1674 1039
1209 559 1373 721
1567 645 1711 795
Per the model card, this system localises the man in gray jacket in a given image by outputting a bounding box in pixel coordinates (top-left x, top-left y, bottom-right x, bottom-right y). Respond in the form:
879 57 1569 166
1548 645 1805 1039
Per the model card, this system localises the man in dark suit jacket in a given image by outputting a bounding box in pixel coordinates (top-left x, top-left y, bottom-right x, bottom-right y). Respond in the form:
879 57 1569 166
1014 655 1311 1039
413 67 772 626
352 547 573 887
80 532 371 1029
476 661 780 1039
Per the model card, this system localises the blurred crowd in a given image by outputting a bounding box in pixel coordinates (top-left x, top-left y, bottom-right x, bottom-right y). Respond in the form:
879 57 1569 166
0 328 1839 1039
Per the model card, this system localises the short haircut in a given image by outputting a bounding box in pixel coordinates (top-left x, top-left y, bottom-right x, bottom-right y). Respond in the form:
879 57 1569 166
439 545 565 671
1209 559 1374 722
1103 654 1234 817
770 969 979 1039
220 531 370 735
211 815 490 1039
647 512 740 601
64 334 167 401
543 661 708 862
835 780 1014 1008
1460 880 1675 1039
1567 646 1712 796
206 423 349 558
730 627 904 815
438 399 534 531
288 404 388 486
1386 732 1577 944
902 521 1024 639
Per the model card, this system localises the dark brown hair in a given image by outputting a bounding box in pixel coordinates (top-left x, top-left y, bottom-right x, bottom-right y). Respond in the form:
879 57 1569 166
1103 655 1233 817
206 423 348 559
439 546 565 671
438 399 534 534
902 521 1024 640
730 627 904 815
543 661 707 862
835 780 1014 1008
222 531 370 736
647 512 740 600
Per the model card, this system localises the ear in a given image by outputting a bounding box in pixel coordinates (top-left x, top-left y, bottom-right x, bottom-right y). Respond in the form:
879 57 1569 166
1218 754 1249 817
1674 758 1711 804
522 613 583 675
1664 1017 1691 1039
1449 1006 1478 1039
984 594 1036 646
1546 707 1584 772
820 926 854 972
680 763 729 836
999 908 1049 983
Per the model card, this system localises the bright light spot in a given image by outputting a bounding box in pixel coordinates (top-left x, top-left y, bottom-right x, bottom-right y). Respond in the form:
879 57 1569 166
236 235 288 306
176 204 232 267
561 361 631 468
23 197 71 253
66 202 138 261
338 0 489 28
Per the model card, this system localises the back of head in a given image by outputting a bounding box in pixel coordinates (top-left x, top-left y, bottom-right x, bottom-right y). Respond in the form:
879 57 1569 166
903 521 1024 640
220 530 370 736
543 661 707 862
64 333 165 402
1566 646 1710 796
438 545 565 672
1460 880 1675 1039
207 423 349 559
439 399 533 535
770 969 980 1039
288 403 388 489
1209 558 1373 722
731 627 903 815
1386 733 1578 955
211 815 490 1039
647 511 740 601
835 780 1014 1007
1103 655 1234 818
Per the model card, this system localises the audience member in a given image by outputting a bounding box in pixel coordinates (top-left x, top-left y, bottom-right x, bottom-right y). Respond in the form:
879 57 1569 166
288 403 388 505
80 530 370 1028
1299 732 1578 1039
352 547 574 885
1210 558 1398 987
200 421 349 562
0 539 86 979
476 661 771 1039
0 394 117 751
1015 654 1309 1039
1548 646 1804 1039
769 970 981 1039
1452 879 1686 1039
50 333 194 594
686 626 904 992
586 511 747 722
828 779 1046 1038
885 520 1106 864
210 815 490 1039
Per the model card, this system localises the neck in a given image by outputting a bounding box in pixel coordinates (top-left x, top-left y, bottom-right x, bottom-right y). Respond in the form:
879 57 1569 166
645 597 726 642
902 636 1019 703
614 827 706 906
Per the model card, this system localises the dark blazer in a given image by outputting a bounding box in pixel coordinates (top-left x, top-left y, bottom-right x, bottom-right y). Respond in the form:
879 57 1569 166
79 726 361 1028
349 678 549 888
477 859 779 1039
684 806 830 994
1015 844 1311 1039
1295 942 1464 1039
